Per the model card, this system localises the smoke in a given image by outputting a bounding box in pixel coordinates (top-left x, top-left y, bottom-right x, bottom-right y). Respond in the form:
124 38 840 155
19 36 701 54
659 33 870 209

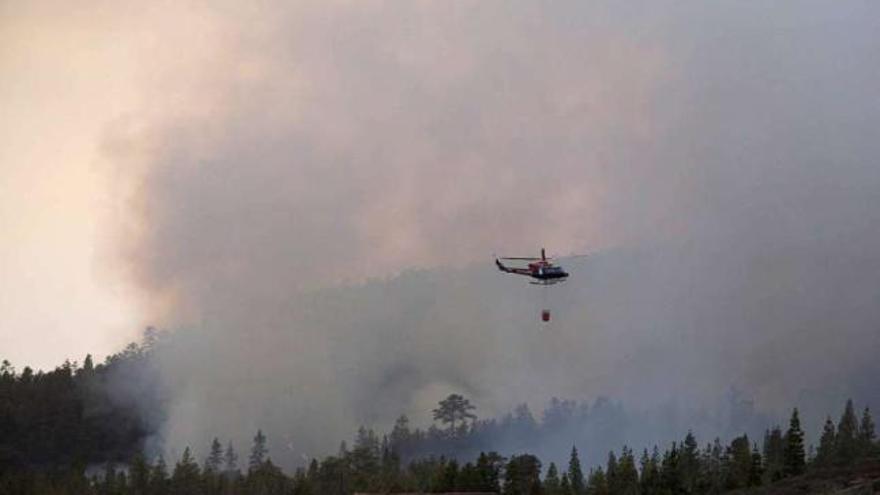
103 1 880 466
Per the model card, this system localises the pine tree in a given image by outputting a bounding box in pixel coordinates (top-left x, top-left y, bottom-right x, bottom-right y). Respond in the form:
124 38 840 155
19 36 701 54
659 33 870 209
783 409 805 477
378 440 402 493
544 462 562 495
639 447 660 495
149 455 169 495
606 450 620 495
129 453 150 495
457 462 481 492
224 441 239 474
316 455 350 495
476 451 504 493
568 445 586 495
204 438 223 473
432 394 477 437
247 457 288 495
837 399 859 465
586 467 608 495
249 430 268 472
617 446 639 495
292 468 314 495
116 470 129 495
82 354 94 374
504 454 542 495
700 438 725 493
171 447 201 494
660 442 682 494
389 414 411 454
439 459 459 493
307 458 319 479
102 463 119 495
560 473 571 495
762 427 784 481
727 435 752 489
815 416 836 467
749 443 763 487
681 430 700 493
350 427 380 492
857 406 876 457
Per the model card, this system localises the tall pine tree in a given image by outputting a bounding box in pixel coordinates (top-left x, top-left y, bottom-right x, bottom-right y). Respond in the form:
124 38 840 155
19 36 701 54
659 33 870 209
224 441 239 477
681 431 700 493
150 455 169 494
503 454 542 495
639 447 660 495
605 451 619 495
836 399 859 465
815 416 836 467
560 473 571 495
783 408 805 477
749 443 763 487
249 430 268 473
569 445 586 495
616 447 639 495
205 438 223 473
857 406 876 457
544 462 562 495
763 427 785 481
586 467 609 495
171 447 201 494
727 435 752 489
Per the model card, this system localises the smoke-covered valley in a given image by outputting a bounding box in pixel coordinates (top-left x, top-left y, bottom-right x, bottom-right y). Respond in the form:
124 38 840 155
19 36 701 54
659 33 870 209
93 0 880 471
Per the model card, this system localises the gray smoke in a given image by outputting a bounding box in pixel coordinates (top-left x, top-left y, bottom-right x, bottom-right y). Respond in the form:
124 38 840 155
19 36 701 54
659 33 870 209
106 1 880 468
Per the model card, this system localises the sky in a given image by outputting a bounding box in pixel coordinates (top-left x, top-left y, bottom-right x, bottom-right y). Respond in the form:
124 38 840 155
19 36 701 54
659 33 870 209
1 1 147 369
1 1 256 368
3 0 880 466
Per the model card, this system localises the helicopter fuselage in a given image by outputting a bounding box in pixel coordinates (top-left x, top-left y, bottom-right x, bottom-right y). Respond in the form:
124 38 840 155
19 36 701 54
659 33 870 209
495 258 568 283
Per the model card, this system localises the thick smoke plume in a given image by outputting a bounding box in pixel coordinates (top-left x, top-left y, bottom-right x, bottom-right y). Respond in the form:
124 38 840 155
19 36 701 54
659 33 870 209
106 1 880 468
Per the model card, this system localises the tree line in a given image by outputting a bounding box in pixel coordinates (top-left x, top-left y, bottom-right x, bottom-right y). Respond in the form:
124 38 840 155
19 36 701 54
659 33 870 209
0 332 876 494
0 333 165 476
1 391 875 494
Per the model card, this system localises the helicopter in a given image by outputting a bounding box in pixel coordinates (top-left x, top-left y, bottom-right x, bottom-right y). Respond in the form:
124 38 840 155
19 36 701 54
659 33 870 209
495 248 569 285
496 248 586 322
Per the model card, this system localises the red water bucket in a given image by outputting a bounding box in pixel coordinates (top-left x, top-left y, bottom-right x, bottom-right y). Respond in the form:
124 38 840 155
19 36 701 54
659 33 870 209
541 309 551 322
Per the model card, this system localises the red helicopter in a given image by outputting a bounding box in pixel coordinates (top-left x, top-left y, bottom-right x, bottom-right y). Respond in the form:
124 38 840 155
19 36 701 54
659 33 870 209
495 248 569 285
496 248 585 322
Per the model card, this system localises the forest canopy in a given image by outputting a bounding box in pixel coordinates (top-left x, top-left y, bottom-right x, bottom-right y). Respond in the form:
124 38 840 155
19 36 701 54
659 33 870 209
0 332 877 494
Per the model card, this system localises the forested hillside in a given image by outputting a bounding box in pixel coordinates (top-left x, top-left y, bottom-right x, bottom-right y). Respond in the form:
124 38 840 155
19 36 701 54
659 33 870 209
0 338 876 494
0 332 165 476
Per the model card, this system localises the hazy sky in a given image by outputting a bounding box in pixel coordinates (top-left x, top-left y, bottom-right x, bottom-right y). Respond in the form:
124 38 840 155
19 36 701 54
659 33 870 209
2 2 143 368
3 0 880 464
4 1 878 369
2 1 258 367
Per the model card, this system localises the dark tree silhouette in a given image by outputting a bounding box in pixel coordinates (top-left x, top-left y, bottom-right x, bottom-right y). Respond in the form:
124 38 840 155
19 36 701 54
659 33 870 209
504 454 542 495
249 430 268 473
858 406 876 457
783 409 805 477
569 445 586 495
815 416 836 467
837 399 860 465
431 394 477 437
